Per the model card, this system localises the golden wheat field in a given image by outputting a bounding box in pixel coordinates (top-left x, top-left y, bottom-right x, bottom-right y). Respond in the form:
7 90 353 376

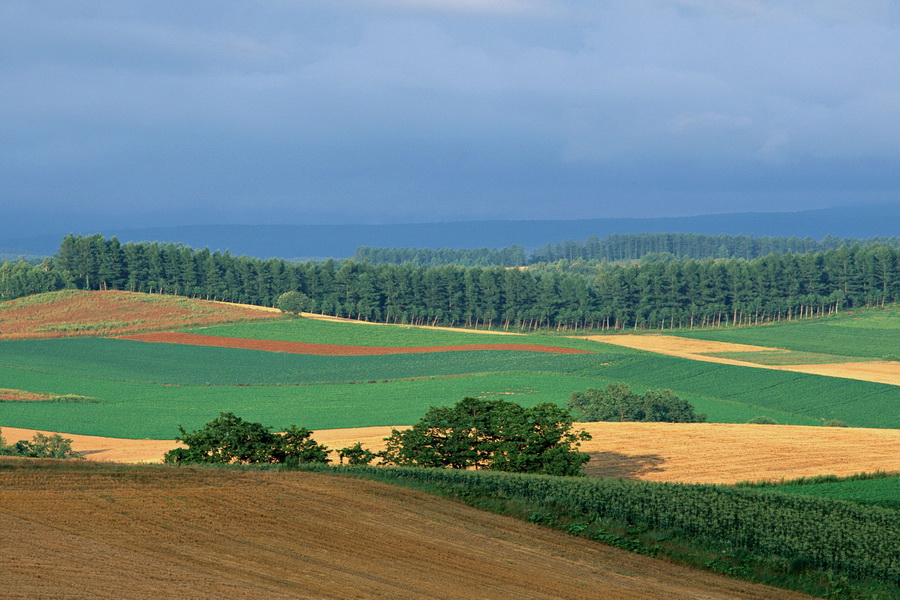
5 422 897 486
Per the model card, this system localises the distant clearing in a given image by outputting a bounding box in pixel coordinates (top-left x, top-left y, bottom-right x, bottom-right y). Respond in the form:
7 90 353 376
8 423 897 486
0 290 282 340
0 461 810 600
583 334 900 386
117 331 593 355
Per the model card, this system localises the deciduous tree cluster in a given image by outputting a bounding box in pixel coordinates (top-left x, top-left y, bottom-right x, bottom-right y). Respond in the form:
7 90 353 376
568 384 706 423
379 397 592 476
163 413 330 466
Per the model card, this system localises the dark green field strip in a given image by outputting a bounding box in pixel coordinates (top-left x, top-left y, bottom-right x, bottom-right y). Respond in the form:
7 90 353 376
0 338 608 386
768 476 900 510
184 319 606 352
0 368 616 438
671 309 900 359
585 355 900 429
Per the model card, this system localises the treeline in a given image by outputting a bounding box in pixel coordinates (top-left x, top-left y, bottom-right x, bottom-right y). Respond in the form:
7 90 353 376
354 233 900 267
2 233 899 330
354 245 527 267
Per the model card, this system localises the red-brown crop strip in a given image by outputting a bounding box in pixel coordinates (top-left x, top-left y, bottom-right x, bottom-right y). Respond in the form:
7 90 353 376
115 331 593 355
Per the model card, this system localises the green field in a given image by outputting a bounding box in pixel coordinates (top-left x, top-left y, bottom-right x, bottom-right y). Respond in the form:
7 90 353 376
187 318 600 350
1 311 898 437
765 475 900 510
673 306 900 360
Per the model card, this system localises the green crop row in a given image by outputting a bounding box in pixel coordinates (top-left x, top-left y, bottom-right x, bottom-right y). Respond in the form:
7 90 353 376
767 475 900 510
185 318 602 351
0 338 608 386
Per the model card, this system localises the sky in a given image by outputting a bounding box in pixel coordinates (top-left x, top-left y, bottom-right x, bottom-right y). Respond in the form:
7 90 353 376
3 0 900 235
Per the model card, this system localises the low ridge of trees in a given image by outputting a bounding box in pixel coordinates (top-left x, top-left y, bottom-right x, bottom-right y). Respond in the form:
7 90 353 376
3 233 899 332
568 384 707 423
379 397 592 476
355 233 900 267
163 412 330 465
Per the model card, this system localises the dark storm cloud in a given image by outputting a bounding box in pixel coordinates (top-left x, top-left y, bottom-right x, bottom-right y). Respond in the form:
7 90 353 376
2 0 900 233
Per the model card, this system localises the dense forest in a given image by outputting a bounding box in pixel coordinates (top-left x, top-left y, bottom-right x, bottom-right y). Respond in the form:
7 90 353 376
1 233 898 330
356 232 900 267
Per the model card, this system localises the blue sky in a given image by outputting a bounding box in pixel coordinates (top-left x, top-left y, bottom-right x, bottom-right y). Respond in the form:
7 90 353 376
3 0 900 235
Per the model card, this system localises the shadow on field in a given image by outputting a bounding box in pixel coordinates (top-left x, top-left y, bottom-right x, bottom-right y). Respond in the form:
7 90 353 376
583 452 666 479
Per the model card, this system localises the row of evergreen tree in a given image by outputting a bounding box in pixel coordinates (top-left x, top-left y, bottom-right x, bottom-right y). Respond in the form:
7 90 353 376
0 234 896 330
355 233 900 267
354 245 528 268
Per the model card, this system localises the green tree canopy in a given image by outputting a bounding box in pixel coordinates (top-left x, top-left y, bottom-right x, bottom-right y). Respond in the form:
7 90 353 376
0 429 82 459
379 397 591 476
276 290 311 315
568 384 706 423
163 412 329 465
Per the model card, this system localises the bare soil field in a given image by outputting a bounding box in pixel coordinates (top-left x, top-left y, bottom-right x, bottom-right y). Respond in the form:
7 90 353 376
8 423 897 485
0 461 812 600
116 330 592 355
0 290 282 340
582 334 900 386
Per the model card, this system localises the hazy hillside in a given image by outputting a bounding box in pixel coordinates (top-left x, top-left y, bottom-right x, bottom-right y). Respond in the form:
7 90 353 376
3 203 899 259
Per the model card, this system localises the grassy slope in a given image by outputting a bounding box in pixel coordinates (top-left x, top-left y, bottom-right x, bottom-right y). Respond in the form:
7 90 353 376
671 306 900 359
187 318 602 350
765 476 900 510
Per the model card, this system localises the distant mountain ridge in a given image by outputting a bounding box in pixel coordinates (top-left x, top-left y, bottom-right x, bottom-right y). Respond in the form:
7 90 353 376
3 203 898 259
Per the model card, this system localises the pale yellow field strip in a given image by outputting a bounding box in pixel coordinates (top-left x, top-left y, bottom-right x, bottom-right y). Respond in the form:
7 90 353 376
769 361 900 386
210 300 282 313
6 422 897 485
0 427 181 463
578 334 900 386
299 312 524 335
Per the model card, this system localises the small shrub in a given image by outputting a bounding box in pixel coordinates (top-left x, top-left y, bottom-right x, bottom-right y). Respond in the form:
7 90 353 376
822 419 848 427
748 416 777 425
338 442 376 465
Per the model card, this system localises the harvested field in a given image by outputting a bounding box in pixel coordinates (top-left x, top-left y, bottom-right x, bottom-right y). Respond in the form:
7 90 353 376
0 290 282 340
770 361 900 387
0 427 181 463
116 331 593 355
0 461 812 600
10 423 898 485
581 334 900 386
578 422 900 484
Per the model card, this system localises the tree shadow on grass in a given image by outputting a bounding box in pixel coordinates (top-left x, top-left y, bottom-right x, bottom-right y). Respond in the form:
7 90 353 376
583 452 666 480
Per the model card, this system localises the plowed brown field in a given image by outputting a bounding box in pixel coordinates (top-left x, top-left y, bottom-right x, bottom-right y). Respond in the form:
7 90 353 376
6 423 897 485
0 290 282 340
0 460 812 600
580 334 900 386
116 331 592 355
